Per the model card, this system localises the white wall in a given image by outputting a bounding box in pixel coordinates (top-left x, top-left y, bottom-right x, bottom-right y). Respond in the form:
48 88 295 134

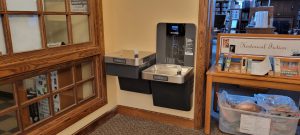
59 0 199 134
109 0 199 119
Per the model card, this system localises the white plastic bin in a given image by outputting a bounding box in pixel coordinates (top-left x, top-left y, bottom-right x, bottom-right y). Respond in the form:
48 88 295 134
219 102 299 135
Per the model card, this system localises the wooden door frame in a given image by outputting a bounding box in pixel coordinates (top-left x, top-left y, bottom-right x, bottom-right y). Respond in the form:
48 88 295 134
194 0 214 129
0 1 108 134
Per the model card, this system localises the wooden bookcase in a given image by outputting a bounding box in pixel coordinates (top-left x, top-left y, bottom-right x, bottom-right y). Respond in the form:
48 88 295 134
204 33 300 134
215 0 229 15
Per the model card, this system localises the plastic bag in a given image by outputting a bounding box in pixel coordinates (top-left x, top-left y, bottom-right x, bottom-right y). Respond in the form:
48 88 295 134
255 94 299 117
226 94 255 106
219 91 262 112
219 91 254 105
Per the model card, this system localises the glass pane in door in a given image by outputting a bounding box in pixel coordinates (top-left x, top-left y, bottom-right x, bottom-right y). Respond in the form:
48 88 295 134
70 0 88 12
22 98 50 128
9 15 42 53
76 61 93 82
71 15 90 44
43 0 66 12
50 67 73 91
44 15 68 47
53 89 75 113
76 81 94 101
21 75 48 102
6 0 38 11
0 83 15 110
0 112 20 134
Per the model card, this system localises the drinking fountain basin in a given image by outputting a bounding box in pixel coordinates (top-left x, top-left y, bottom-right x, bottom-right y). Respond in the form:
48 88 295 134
105 50 156 79
142 64 194 84
105 50 155 67
105 50 156 94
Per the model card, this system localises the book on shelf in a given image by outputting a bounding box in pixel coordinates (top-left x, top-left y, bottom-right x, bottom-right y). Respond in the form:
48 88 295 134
241 12 249 21
298 63 300 77
229 62 241 73
268 56 275 76
241 57 247 73
280 61 299 77
246 59 252 74
216 55 300 79
217 53 225 71
224 54 232 72
274 58 281 76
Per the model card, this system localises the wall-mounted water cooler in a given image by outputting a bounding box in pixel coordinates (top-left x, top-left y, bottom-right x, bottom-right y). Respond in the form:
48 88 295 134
105 50 156 94
104 23 196 111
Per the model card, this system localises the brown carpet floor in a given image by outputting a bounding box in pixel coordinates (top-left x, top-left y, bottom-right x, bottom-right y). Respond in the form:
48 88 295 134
89 114 228 135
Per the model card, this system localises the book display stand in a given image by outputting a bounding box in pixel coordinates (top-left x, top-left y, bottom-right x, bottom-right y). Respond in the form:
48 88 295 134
204 34 300 134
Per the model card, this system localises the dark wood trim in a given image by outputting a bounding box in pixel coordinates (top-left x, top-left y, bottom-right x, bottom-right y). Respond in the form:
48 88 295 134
0 55 106 134
0 57 91 84
52 85 75 95
76 77 95 85
66 0 73 45
117 105 194 129
194 0 211 130
74 107 118 135
2 0 13 55
0 105 17 116
47 73 55 117
0 0 107 135
207 0 215 68
20 93 51 107
94 0 107 100
0 41 94 64
37 0 46 49
72 66 78 105
0 46 101 78
0 0 97 77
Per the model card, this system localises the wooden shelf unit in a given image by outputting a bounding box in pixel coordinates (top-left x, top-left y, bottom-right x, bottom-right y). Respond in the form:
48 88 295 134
204 34 300 134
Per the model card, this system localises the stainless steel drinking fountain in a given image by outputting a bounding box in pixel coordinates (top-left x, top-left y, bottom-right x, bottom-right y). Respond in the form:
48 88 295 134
142 23 196 111
105 50 156 94
142 64 193 84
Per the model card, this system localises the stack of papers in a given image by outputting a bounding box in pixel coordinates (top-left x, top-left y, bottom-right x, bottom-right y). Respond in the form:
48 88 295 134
251 56 272 75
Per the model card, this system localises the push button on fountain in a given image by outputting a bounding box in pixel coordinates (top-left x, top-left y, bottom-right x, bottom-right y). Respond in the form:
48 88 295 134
177 65 182 75
134 49 139 66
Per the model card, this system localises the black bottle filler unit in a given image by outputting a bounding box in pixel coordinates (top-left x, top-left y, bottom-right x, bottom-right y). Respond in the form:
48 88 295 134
142 23 196 111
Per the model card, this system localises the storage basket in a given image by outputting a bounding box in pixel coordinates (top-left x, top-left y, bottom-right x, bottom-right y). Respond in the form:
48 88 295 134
219 99 299 135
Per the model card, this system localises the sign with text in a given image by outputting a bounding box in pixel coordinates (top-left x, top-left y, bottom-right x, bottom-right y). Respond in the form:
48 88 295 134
220 35 300 57
240 114 271 135
71 0 88 12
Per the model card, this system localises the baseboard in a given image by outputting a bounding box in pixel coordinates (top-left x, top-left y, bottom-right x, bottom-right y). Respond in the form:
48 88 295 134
74 107 118 135
117 105 194 129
